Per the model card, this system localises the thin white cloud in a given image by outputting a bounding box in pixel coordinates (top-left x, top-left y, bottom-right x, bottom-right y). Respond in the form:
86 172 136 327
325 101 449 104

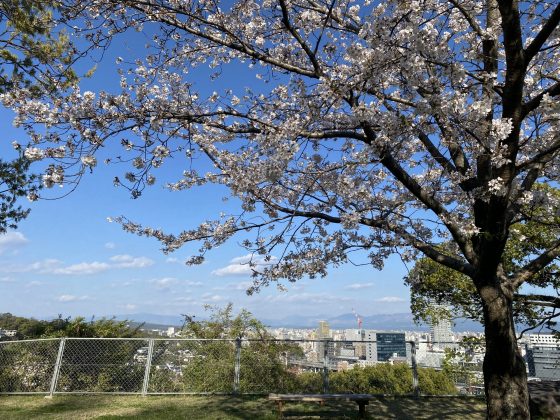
121 303 137 310
229 255 253 264
0 259 62 273
376 296 406 303
0 232 28 254
212 264 253 276
266 292 352 304
110 254 154 268
184 280 203 287
212 254 277 277
53 262 110 275
32 259 63 273
172 296 195 303
213 281 252 291
151 277 203 291
104 242 116 249
345 282 374 290
26 281 43 287
0 255 154 275
0 276 14 283
151 277 177 289
57 294 90 302
166 257 179 263
202 293 225 302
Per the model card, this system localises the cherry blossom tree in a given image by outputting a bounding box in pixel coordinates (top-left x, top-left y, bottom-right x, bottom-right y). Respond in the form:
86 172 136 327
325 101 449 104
2 0 560 417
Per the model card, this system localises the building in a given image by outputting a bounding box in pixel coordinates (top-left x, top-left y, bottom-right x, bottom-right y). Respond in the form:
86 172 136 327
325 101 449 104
377 332 407 361
0 329 17 338
365 331 407 362
526 334 560 380
316 321 334 362
430 317 454 349
317 321 330 339
365 330 377 361
529 333 560 346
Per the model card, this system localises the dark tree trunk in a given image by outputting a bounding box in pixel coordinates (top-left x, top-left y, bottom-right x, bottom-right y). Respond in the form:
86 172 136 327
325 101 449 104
480 285 529 419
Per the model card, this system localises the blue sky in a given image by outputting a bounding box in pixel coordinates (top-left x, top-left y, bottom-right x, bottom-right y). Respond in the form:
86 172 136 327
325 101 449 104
0 22 413 323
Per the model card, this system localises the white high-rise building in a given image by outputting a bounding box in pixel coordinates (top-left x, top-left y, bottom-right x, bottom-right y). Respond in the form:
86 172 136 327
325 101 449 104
365 330 377 361
431 317 453 349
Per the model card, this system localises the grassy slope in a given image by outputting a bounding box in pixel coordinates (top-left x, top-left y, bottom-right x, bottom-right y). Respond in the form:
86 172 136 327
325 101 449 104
0 395 486 419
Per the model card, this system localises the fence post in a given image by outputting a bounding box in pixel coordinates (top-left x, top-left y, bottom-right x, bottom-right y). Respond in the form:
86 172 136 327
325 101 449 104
48 338 66 398
233 337 241 394
141 339 155 396
322 340 330 394
410 340 419 397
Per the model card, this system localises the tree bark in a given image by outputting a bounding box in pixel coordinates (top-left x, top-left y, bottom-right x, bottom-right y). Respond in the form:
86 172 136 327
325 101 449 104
480 284 530 419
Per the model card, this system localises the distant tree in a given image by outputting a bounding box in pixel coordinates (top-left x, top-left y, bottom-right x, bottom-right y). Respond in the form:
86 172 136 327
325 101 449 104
6 1 560 417
0 313 44 339
442 336 486 389
43 316 143 338
417 367 458 396
178 304 302 393
0 314 144 393
327 363 456 395
295 371 323 394
0 313 142 340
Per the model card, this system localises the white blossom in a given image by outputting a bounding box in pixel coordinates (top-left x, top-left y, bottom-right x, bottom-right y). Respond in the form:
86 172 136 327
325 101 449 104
152 145 170 158
24 147 44 161
81 155 97 167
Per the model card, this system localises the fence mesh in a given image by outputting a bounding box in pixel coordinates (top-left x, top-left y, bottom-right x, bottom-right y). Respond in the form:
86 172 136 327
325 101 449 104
0 339 60 393
0 337 558 396
56 339 149 393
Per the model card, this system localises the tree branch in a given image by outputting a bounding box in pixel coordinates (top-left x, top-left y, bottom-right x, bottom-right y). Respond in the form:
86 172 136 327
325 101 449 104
515 293 560 308
521 80 560 118
515 136 560 173
511 240 560 288
279 0 322 76
416 129 458 175
524 3 560 66
497 0 526 123
256 190 475 276
517 309 560 339
129 2 319 78
448 0 485 37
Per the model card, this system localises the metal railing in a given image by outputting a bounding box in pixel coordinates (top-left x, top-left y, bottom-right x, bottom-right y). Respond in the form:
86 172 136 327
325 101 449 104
0 338 556 396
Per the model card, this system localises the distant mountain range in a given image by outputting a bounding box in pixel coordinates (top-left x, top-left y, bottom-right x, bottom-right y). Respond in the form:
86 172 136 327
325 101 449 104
112 312 485 332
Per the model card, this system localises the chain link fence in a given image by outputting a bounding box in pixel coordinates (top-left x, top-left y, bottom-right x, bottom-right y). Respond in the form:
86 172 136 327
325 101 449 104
0 338 557 396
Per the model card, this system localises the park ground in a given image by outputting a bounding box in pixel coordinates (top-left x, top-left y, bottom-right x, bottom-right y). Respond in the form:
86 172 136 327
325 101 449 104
0 395 486 419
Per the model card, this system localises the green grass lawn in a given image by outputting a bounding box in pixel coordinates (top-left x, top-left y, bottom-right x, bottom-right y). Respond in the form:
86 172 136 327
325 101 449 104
0 395 486 419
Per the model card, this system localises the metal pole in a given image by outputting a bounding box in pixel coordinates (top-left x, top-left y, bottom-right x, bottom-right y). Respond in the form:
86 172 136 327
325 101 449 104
141 339 155 396
48 338 66 398
322 340 330 394
410 340 419 397
233 338 241 394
